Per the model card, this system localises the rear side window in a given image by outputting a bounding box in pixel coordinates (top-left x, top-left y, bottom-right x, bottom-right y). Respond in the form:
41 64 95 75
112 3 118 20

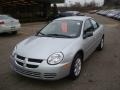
90 19 99 30
76 13 80 16
84 19 93 32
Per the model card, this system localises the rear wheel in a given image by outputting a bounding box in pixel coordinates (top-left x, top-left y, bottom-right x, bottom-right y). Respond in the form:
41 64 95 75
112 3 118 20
70 54 82 79
12 31 17 34
97 37 104 50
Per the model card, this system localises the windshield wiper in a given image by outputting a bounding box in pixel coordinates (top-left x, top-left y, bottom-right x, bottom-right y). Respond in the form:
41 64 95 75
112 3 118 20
45 34 72 38
36 32 47 36
39 32 46 35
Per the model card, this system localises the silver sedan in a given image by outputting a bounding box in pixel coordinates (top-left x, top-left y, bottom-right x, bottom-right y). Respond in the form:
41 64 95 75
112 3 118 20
0 15 21 34
10 16 104 80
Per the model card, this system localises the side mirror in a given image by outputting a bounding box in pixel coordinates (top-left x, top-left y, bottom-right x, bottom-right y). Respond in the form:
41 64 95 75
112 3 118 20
83 31 93 39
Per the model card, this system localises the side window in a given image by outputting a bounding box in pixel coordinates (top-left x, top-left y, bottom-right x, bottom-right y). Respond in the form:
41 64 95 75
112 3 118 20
90 19 99 30
84 19 93 32
76 13 80 16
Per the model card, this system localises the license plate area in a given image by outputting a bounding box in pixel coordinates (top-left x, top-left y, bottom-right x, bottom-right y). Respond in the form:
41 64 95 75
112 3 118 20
11 26 15 30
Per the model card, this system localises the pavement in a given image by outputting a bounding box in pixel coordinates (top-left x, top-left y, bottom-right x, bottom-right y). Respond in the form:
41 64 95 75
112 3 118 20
0 14 120 90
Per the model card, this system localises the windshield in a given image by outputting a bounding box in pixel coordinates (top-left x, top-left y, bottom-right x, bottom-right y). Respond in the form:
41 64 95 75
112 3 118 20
38 20 82 38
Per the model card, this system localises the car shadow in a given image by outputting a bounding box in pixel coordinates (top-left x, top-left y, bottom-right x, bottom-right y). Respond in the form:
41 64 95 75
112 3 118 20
0 33 21 37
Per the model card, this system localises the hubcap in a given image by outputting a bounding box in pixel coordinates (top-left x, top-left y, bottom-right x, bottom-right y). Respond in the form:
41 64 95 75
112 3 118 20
101 39 104 48
74 58 81 76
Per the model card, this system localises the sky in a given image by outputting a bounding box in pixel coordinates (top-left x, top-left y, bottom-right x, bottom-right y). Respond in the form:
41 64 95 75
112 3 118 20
58 0 104 7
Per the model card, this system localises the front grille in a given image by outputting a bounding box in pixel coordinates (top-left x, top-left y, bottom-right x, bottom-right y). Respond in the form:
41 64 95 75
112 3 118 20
26 64 38 68
17 55 25 60
28 58 43 63
44 73 56 78
16 54 43 69
14 65 41 78
16 61 39 68
16 61 23 66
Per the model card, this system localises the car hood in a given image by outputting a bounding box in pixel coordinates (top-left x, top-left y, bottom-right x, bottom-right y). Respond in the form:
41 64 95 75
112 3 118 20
16 36 74 59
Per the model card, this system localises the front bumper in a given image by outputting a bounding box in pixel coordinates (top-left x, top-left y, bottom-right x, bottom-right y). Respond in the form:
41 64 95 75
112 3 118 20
10 56 71 80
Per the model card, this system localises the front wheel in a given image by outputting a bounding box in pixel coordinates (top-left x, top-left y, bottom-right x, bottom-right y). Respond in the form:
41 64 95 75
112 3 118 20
70 54 82 80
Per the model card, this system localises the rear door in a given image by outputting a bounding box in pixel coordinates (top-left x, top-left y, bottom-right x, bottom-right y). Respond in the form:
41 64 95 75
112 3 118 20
82 19 95 59
90 19 103 48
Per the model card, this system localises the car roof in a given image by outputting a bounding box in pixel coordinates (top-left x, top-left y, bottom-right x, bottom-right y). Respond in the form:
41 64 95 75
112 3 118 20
62 11 80 13
65 11 80 13
0 14 4 16
55 16 91 21
0 15 9 16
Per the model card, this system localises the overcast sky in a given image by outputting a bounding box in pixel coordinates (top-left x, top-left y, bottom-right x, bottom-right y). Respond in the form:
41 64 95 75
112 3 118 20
58 0 104 6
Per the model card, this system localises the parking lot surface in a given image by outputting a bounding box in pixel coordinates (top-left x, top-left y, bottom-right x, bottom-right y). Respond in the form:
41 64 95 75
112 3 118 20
0 14 120 90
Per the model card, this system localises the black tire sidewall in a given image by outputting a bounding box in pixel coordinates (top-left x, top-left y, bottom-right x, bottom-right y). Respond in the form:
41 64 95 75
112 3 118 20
97 37 104 50
70 54 82 79
12 31 17 34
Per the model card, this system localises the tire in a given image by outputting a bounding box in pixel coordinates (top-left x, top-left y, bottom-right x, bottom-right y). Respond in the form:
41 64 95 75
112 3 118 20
70 54 82 80
12 31 17 34
97 37 104 50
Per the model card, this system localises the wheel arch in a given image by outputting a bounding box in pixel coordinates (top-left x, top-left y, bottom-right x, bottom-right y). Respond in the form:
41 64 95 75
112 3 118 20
74 50 84 63
102 34 104 38
69 49 84 79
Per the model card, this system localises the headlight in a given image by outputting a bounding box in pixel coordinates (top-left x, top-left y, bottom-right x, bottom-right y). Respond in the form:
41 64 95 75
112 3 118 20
47 52 64 65
12 46 17 57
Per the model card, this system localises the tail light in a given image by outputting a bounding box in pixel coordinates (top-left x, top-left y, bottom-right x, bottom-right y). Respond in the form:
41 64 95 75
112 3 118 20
0 21 5 25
